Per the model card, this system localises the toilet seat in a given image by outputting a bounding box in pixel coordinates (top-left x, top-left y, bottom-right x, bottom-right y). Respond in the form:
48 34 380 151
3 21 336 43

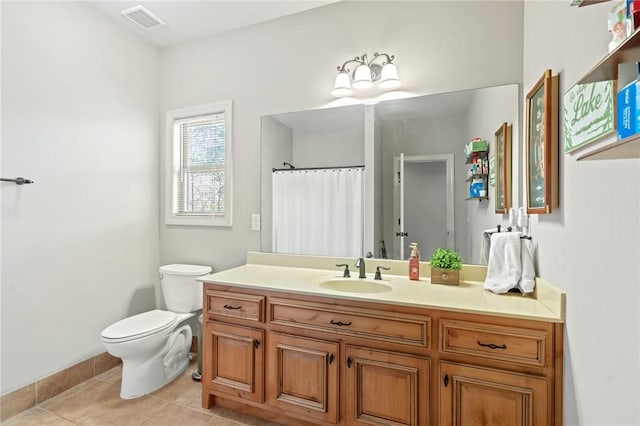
101 310 177 343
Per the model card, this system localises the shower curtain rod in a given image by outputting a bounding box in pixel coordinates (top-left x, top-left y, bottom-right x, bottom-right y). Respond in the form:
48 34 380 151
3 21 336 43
272 165 364 172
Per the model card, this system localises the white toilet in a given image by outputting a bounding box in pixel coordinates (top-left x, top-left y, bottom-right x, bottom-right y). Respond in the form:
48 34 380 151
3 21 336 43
100 264 212 399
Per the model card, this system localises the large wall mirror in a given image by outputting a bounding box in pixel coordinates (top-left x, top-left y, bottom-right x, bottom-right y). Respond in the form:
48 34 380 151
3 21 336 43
261 84 519 265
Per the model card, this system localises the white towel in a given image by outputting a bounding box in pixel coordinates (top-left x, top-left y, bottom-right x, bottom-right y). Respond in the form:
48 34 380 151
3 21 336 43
517 238 536 294
484 232 522 294
479 228 498 265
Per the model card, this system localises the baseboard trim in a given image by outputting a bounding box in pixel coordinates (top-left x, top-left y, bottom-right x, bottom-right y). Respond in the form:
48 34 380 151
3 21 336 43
0 352 121 422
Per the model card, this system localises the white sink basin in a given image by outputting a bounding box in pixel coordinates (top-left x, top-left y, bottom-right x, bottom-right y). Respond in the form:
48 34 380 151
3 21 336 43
318 278 392 294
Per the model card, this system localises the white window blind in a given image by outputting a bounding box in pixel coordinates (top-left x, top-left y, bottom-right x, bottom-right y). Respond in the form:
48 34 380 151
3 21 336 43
175 114 225 215
165 101 233 227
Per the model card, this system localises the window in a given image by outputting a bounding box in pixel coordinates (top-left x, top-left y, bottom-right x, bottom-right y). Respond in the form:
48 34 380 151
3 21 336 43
165 101 232 226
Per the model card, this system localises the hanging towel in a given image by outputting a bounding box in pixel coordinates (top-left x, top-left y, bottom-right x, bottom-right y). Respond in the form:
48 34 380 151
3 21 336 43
479 228 498 265
484 232 522 294
517 238 536 294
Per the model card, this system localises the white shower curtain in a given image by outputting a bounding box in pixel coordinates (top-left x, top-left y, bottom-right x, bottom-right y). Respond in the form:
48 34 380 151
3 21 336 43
272 167 364 257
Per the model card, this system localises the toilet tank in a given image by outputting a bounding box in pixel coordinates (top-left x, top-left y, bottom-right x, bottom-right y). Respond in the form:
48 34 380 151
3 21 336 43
159 264 212 313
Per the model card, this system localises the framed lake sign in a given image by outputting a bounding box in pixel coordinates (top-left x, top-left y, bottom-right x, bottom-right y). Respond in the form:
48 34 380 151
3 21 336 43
563 80 616 153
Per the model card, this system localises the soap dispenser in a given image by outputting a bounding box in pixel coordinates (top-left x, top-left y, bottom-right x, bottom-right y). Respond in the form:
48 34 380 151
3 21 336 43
409 243 420 281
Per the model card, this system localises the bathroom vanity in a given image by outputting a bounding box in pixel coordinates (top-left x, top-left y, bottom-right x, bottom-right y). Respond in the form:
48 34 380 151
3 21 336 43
199 252 565 426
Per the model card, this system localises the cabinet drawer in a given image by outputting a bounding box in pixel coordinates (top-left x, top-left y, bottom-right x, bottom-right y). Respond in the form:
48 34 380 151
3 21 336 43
269 298 429 348
440 319 548 367
205 290 265 322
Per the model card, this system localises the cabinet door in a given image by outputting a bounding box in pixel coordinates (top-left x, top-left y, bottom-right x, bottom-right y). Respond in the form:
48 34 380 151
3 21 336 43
267 332 339 424
203 321 264 403
439 361 549 426
345 346 430 426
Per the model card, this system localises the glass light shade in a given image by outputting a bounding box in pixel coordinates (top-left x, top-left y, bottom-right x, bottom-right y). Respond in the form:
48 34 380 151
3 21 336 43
352 64 373 90
379 63 400 89
331 71 353 97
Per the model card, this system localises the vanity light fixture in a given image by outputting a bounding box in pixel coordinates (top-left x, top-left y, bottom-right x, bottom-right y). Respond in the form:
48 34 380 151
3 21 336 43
331 52 400 97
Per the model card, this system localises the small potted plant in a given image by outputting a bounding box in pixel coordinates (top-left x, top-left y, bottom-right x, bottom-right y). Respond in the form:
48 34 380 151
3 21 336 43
429 248 462 286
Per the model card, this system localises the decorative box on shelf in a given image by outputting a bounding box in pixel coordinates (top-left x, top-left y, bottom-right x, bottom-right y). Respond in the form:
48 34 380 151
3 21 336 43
617 79 640 139
464 138 488 159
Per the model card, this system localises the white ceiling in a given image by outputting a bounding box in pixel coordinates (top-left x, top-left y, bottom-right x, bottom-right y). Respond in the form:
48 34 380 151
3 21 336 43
88 1 338 48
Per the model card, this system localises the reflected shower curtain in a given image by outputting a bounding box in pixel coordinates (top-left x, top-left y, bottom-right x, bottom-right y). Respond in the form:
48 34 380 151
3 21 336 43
272 167 364 257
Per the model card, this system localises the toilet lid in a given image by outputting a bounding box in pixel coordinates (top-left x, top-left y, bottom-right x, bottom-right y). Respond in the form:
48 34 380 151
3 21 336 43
159 264 212 276
101 310 177 341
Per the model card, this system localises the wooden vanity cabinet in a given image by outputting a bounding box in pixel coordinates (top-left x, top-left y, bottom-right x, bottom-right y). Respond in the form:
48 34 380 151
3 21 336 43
345 346 430 426
201 283 562 426
439 362 548 426
267 332 339 424
202 321 264 404
437 312 561 426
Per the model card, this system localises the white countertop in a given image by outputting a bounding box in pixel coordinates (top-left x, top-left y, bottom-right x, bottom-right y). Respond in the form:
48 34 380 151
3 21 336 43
198 252 565 323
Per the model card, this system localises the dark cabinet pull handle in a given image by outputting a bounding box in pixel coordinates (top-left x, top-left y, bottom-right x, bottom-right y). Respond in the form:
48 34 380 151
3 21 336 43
444 374 449 387
253 339 260 349
223 304 241 310
329 354 335 364
330 320 352 326
347 357 352 368
477 340 507 350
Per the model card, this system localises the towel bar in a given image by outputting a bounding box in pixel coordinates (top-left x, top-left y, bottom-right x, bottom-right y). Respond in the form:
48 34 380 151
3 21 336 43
1 177 34 185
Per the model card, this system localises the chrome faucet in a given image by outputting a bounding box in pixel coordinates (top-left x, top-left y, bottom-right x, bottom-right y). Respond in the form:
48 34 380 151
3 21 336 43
354 258 366 279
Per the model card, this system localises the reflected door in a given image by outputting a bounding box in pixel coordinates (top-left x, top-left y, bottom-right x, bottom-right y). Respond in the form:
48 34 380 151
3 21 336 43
393 154 454 260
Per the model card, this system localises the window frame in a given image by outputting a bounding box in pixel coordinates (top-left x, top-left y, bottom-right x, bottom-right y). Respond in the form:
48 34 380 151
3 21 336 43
164 101 233 227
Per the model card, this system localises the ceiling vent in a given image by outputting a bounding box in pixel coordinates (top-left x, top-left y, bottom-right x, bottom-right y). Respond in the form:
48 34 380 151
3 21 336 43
121 5 166 30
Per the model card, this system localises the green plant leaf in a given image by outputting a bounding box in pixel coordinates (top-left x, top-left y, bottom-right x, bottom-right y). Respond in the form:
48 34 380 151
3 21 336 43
429 248 462 270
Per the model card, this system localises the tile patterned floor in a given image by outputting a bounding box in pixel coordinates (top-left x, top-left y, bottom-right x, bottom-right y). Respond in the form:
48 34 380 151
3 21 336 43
3 360 282 426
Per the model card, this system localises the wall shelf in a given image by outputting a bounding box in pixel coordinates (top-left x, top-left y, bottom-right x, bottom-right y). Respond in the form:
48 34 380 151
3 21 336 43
571 21 640 159
577 134 640 160
465 173 488 183
465 149 489 198
573 0 609 7
577 28 640 84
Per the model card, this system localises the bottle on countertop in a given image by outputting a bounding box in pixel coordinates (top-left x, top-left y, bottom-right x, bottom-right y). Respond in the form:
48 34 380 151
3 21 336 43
409 242 420 281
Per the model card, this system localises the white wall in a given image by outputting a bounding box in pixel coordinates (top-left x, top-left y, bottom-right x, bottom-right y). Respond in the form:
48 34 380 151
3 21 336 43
260 116 292 252
1 2 160 393
381 114 469 259
466 84 520 263
522 2 639 425
364 105 384 258
159 0 524 271
291 122 364 168
373 109 384 258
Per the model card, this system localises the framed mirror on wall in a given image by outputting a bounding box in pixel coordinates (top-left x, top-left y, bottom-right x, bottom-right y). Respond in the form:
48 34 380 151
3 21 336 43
526 69 559 214
494 122 512 214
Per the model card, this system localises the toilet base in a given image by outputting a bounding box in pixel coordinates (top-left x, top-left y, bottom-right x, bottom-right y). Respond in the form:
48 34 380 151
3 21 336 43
118 324 192 399
120 353 190 399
